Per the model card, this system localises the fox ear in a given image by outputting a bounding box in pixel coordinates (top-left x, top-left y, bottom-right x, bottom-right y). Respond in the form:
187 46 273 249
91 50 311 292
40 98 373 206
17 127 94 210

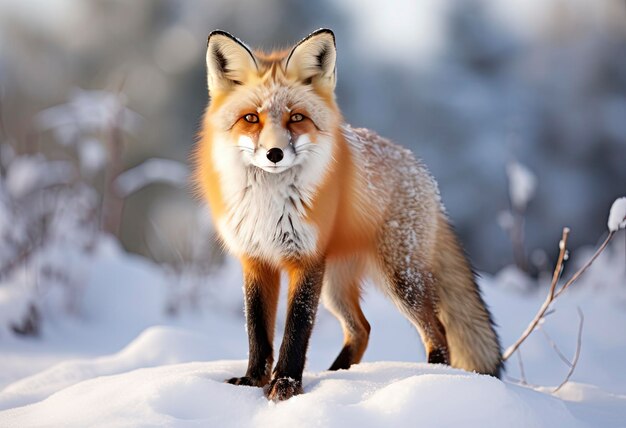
206 30 258 94
285 29 336 90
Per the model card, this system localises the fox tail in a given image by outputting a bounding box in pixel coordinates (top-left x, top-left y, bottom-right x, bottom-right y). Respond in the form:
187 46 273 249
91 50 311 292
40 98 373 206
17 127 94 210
433 216 502 377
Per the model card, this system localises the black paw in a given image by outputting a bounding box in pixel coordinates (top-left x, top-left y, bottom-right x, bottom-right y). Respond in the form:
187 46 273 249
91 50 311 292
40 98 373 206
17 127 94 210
265 377 303 401
329 345 354 371
427 348 450 365
226 375 267 387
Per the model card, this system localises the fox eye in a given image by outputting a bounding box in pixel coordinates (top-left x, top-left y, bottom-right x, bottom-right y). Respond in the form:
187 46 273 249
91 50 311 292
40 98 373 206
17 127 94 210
290 113 304 123
244 114 259 123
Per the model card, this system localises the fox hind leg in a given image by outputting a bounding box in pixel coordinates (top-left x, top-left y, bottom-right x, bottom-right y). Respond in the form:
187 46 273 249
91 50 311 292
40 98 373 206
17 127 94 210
380 259 450 366
322 257 370 371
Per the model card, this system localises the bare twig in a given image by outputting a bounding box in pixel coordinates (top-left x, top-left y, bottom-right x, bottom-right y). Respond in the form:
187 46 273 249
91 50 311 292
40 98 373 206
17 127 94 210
553 308 584 392
502 373 523 383
539 326 572 368
503 228 616 362
100 78 129 237
510 211 529 273
502 228 570 361
553 232 616 299
543 309 556 319
516 350 528 385
100 106 125 236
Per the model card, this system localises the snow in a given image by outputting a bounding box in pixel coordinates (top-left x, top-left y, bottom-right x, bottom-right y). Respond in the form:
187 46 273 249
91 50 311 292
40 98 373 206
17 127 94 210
0 360 598 428
115 158 189 197
1 235 626 426
5 155 75 198
607 197 626 232
36 89 142 137
77 138 107 176
506 160 537 211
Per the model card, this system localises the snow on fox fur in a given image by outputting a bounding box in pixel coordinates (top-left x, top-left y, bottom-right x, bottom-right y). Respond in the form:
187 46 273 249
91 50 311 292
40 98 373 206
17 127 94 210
193 29 501 401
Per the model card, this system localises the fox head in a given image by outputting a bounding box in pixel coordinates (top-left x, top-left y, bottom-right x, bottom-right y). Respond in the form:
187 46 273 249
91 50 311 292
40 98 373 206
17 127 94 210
204 29 341 175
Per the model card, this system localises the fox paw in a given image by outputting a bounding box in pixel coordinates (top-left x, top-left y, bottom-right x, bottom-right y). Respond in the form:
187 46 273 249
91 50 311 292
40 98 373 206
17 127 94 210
265 377 303 401
226 376 267 387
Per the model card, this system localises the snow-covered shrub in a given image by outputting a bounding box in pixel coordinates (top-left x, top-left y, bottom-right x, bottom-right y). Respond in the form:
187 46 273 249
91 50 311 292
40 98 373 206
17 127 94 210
0 89 219 335
497 160 542 277
0 145 100 334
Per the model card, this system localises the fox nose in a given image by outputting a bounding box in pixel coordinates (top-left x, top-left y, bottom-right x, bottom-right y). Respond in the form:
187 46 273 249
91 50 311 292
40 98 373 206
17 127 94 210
266 148 284 164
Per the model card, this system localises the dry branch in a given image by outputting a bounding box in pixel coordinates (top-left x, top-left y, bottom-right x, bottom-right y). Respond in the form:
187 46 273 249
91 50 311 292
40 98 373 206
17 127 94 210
539 327 573 368
553 231 616 299
503 228 616 362
503 228 570 360
516 350 528 385
100 107 125 237
553 307 584 392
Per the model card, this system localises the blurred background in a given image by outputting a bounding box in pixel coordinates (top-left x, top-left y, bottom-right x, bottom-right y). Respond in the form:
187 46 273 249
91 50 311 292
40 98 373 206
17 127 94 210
1 0 625 283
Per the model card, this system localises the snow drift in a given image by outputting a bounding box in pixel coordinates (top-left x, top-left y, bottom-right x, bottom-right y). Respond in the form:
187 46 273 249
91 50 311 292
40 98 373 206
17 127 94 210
3 326 621 428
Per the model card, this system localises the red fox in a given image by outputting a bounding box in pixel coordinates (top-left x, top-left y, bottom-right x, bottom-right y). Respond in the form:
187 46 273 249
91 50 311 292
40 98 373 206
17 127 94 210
194 29 502 401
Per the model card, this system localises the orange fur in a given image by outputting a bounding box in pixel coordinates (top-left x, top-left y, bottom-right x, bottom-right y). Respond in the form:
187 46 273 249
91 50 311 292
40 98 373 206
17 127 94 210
192 121 225 220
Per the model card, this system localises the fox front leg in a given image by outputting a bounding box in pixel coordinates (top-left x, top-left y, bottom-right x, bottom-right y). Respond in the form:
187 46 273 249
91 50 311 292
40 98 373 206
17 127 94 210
266 261 325 401
227 260 280 387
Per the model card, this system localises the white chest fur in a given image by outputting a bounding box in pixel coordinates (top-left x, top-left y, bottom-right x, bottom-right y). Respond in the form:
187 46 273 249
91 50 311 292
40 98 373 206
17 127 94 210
218 169 319 262
212 136 332 263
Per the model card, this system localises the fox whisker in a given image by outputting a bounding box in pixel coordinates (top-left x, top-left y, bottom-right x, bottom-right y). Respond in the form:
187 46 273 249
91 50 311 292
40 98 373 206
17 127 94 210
234 145 254 153
295 143 315 150
294 143 318 155
296 146 321 154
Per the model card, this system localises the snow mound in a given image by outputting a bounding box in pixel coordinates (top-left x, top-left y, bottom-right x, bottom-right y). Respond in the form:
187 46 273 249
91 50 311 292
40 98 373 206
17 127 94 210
2 326 624 428
0 326 214 411
0 360 589 428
